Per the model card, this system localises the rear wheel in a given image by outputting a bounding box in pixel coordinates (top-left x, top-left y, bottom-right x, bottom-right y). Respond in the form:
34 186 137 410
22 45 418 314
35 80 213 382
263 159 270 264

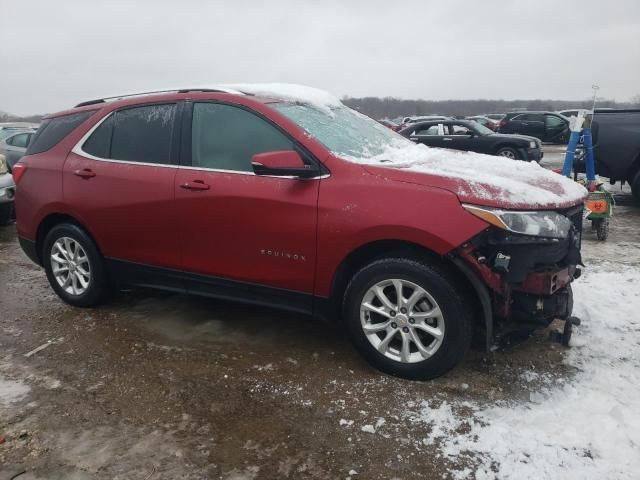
496 147 519 160
343 258 472 380
43 223 110 307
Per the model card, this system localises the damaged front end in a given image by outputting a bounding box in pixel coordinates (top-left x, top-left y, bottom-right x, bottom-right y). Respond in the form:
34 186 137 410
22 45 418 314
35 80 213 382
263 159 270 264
454 204 584 347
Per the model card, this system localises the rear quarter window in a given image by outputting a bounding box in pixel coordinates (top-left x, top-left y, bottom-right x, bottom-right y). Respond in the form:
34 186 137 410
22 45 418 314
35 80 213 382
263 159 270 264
27 111 95 155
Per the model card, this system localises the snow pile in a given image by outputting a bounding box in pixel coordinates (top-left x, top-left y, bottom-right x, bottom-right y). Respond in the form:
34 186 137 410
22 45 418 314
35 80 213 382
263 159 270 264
407 266 640 479
347 143 587 208
224 83 342 115
0 376 30 406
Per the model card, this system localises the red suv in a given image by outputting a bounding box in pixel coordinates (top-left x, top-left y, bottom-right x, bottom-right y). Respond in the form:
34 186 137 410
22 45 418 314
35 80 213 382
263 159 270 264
13 85 587 380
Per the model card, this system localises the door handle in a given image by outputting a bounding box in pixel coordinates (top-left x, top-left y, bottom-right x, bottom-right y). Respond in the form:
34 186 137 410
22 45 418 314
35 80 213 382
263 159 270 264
73 168 96 179
180 180 210 191
443 138 453 141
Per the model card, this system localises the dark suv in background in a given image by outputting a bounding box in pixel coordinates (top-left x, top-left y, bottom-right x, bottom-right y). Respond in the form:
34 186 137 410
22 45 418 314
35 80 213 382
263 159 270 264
499 111 570 143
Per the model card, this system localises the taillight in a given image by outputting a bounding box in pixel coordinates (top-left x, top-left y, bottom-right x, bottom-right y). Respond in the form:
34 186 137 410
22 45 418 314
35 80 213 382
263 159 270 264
12 163 27 184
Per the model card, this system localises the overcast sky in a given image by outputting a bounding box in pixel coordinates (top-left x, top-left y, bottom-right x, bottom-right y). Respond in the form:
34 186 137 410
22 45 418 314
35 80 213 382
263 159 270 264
1 0 639 116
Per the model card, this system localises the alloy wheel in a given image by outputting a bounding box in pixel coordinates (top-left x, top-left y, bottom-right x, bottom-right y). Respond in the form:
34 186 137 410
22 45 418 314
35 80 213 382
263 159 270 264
498 150 516 159
359 279 445 363
50 237 91 296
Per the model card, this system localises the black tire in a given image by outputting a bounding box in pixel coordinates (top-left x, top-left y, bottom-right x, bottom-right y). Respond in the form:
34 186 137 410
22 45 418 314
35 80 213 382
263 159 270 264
343 258 472 381
43 223 110 307
631 170 640 204
496 147 520 160
595 218 609 241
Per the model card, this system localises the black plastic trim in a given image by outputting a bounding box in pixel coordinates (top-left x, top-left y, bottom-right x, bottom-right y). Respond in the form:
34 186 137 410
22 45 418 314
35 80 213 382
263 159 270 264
106 258 314 315
18 236 40 265
449 256 493 351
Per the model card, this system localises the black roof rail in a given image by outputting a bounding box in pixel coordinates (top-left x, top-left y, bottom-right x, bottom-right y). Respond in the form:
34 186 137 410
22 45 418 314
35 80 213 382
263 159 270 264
73 87 242 108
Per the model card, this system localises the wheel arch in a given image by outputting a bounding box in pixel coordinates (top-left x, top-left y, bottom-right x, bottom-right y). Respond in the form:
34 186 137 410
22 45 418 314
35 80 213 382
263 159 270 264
493 143 519 153
35 212 102 265
324 239 491 347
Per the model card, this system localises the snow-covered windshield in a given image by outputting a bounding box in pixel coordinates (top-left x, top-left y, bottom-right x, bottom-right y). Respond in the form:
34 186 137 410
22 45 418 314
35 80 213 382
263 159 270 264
273 103 410 158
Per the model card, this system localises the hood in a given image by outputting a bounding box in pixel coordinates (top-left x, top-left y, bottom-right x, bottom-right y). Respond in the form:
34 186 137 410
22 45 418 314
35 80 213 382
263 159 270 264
344 143 587 210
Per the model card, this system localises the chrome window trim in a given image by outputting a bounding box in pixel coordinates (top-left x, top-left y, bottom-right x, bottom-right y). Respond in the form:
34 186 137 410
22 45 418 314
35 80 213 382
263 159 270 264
71 111 328 180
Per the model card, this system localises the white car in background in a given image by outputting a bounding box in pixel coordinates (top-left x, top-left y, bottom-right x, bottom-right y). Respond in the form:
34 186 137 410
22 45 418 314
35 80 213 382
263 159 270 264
0 155 16 225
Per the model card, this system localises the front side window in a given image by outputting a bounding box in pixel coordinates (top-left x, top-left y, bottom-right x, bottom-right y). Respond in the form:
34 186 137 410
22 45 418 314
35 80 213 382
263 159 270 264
82 104 176 164
545 115 566 128
450 124 473 135
191 103 293 172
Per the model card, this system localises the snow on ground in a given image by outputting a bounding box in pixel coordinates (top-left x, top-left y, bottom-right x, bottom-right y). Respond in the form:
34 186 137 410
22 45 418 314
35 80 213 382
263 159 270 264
406 265 640 479
0 376 30 406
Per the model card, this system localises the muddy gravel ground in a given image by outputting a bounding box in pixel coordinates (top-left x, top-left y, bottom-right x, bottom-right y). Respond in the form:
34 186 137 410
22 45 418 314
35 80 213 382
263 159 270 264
1 186 638 479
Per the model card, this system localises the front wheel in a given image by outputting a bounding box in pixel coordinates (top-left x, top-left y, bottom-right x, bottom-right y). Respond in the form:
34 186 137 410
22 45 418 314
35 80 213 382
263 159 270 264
343 258 472 380
496 147 520 160
43 223 111 307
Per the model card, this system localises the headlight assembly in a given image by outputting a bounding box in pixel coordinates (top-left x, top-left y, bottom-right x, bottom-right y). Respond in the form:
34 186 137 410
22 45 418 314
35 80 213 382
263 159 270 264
0 155 7 175
463 204 572 239
528 141 537 149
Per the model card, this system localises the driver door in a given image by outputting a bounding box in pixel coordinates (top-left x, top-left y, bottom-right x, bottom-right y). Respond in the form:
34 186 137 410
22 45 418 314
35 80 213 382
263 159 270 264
175 102 320 304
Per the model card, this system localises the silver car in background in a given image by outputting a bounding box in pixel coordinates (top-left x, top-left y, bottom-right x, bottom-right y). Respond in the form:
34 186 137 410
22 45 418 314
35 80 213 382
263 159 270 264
0 158 16 225
0 128 37 173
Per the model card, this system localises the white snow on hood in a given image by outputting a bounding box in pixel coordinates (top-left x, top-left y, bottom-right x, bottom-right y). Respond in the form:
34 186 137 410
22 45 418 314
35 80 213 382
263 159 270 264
345 142 587 209
223 83 342 115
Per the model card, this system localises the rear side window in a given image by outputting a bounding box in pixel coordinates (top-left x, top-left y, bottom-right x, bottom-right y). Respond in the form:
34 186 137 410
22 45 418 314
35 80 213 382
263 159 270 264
27 111 94 155
83 104 176 165
191 103 293 172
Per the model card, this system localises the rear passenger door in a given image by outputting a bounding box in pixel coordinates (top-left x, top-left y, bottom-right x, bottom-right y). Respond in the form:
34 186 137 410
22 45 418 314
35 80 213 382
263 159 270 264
409 123 446 149
64 103 182 274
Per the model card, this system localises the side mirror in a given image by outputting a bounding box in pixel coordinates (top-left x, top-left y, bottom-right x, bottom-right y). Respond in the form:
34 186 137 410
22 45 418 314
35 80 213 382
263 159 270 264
252 150 319 179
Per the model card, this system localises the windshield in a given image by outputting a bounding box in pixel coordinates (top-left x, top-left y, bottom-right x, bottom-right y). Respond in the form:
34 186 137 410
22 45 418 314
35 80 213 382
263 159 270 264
469 121 494 136
272 103 409 158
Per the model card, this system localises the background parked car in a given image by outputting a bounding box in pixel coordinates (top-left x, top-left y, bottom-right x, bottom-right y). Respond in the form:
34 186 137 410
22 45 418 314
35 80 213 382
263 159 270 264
466 115 499 131
0 157 16 225
586 109 640 201
399 119 543 161
0 129 36 172
378 119 400 131
0 123 38 141
498 111 570 143
558 109 589 119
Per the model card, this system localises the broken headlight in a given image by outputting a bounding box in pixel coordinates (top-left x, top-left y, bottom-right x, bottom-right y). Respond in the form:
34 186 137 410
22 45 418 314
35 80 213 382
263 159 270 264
463 204 572 239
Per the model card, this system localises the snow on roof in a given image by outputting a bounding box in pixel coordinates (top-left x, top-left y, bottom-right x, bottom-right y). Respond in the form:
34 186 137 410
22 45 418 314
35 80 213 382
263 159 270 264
347 143 587 209
223 83 343 115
